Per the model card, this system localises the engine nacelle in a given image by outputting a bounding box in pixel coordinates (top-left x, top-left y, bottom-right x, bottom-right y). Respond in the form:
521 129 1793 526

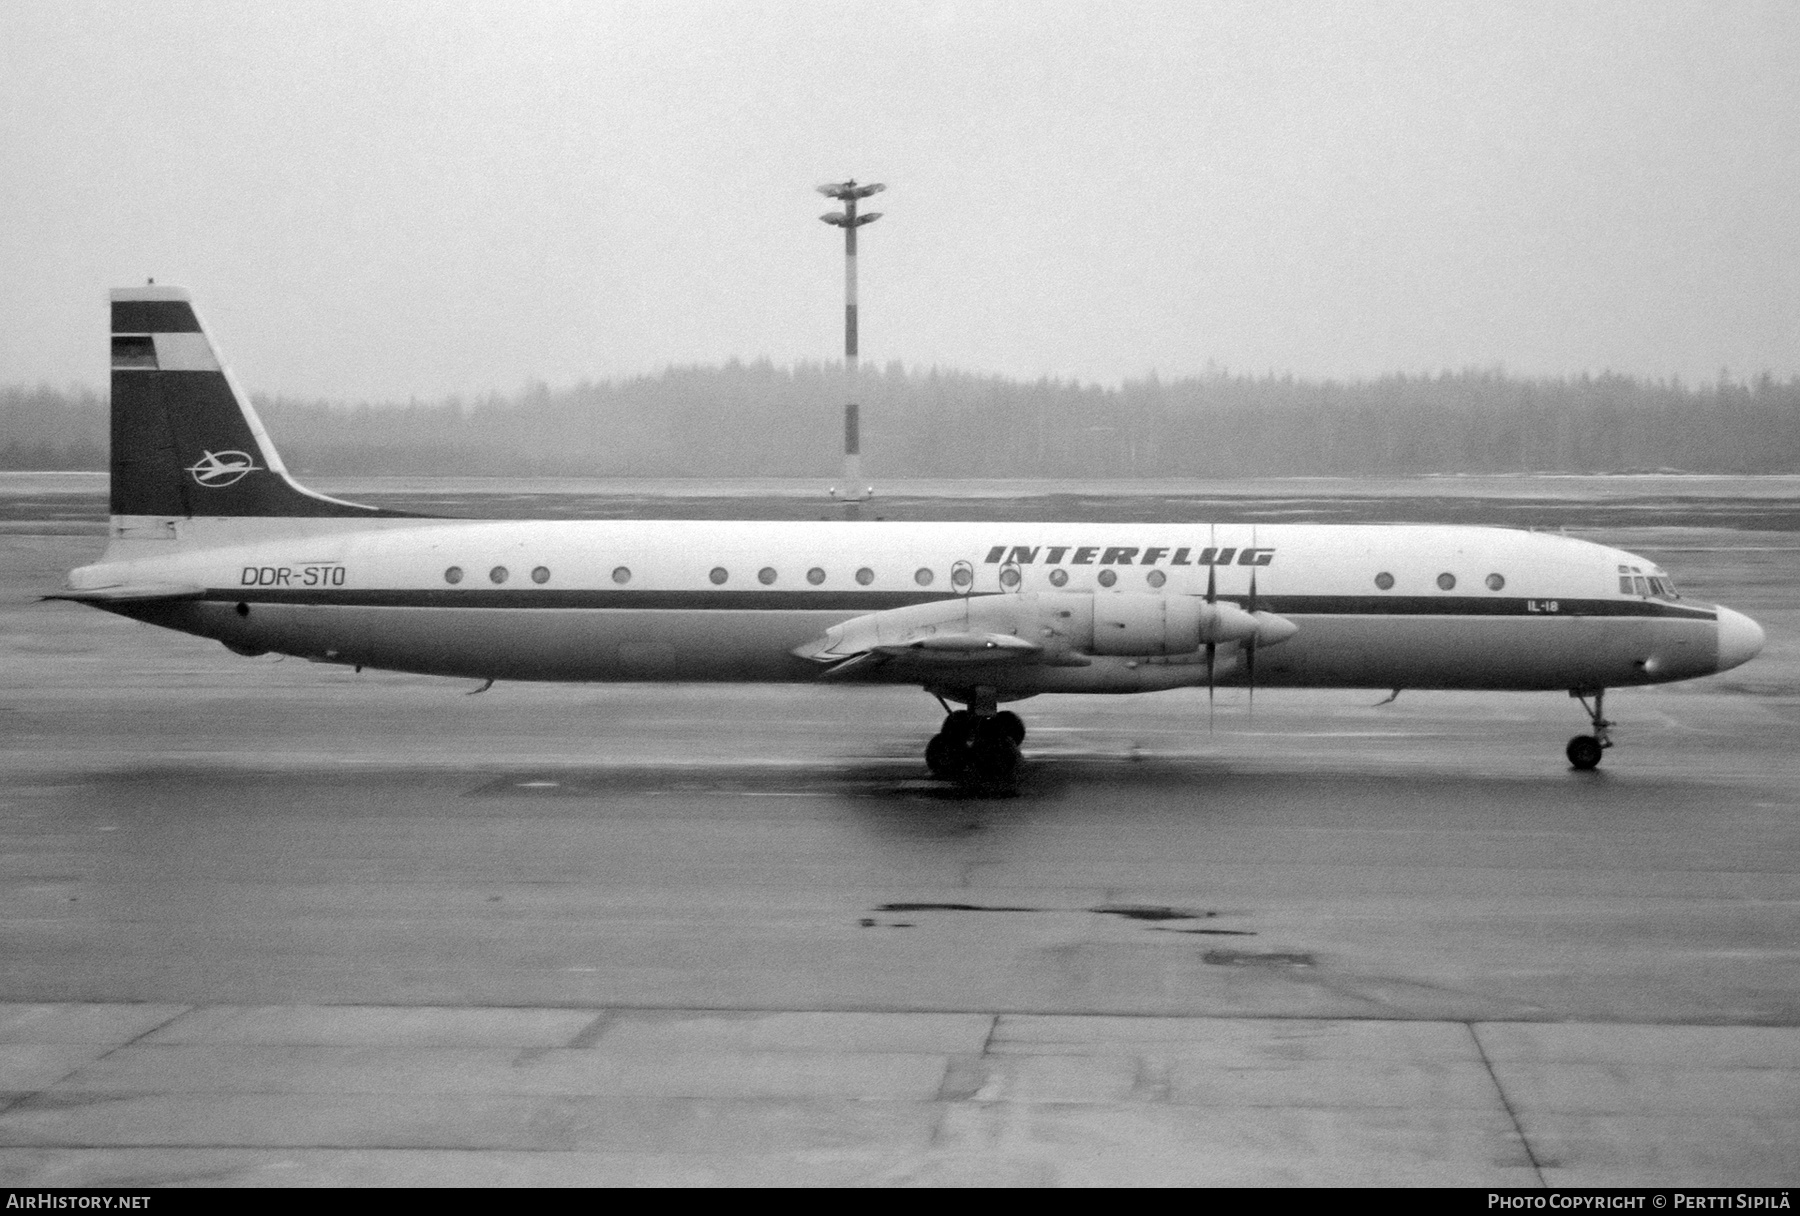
1092 593 1201 655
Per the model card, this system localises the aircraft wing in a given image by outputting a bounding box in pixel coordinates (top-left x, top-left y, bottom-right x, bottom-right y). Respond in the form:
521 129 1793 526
797 627 1043 680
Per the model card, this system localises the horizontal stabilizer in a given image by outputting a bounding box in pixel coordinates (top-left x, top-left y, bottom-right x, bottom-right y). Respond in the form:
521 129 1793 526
44 583 205 604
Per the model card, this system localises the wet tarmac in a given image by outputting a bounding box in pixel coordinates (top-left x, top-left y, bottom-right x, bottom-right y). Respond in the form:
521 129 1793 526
1 511 1796 1186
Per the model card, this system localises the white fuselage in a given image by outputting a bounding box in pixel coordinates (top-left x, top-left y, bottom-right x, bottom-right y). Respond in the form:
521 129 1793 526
73 517 1739 696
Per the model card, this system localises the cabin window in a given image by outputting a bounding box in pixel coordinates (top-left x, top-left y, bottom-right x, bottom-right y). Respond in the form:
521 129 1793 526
1485 573 1504 591
1146 569 1166 588
1374 572 1394 591
999 567 1021 588
489 566 509 585
612 566 631 585
444 566 464 585
758 567 777 585
1436 572 1456 591
915 568 935 587
1049 569 1069 587
855 567 874 585
709 567 729 585
531 566 550 585
1633 575 1650 597
951 566 973 589
807 567 825 585
1097 569 1117 588
1619 576 1634 594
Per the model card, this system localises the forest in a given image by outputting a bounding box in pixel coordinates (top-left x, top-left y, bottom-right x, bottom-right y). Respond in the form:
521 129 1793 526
5 363 1799 477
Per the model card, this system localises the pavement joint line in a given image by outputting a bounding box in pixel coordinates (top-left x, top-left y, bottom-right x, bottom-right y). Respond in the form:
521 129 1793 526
565 1009 616 1049
976 1015 999 1059
5 1001 1797 1027
928 1017 997 1141
11 1005 196 1105
1467 1021 1546 1189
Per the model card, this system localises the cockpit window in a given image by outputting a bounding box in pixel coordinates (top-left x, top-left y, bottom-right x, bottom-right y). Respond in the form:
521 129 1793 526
1620 564 1680 599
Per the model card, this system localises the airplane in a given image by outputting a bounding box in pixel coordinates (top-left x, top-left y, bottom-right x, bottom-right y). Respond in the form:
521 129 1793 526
52 285 1766 780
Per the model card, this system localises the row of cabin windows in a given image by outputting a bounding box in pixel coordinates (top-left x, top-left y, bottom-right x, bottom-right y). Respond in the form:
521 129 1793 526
437 564 1520 594
443 565 551 586
1373 572 1507 592
441 564 877 587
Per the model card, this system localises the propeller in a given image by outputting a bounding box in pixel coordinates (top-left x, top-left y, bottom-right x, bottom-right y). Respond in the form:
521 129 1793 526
1204 525 1217 732
1244 526 1259 717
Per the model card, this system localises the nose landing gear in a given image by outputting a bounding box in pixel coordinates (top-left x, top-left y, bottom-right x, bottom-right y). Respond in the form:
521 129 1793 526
925 703 1025 783
1567 689 1613 770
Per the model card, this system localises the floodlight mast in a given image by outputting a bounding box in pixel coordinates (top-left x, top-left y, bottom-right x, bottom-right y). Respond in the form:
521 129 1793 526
817 179 883 501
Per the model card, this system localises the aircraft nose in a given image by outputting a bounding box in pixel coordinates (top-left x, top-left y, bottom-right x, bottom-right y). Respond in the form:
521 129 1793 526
1716 606 1766 673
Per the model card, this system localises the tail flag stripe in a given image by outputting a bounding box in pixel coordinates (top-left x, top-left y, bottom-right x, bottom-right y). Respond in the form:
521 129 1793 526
111 300 201 334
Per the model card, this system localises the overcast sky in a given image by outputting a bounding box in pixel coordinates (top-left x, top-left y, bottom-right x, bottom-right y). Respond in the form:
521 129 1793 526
3 0 1797 400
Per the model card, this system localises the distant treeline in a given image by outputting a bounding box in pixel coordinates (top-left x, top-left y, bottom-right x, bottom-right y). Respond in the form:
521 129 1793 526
6 364 1800 476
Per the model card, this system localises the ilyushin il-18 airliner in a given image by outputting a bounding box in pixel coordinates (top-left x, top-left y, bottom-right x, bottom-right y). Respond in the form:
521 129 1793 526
53 286 1765 780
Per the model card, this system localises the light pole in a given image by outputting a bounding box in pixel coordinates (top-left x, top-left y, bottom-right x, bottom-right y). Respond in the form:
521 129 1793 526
818 179 883 501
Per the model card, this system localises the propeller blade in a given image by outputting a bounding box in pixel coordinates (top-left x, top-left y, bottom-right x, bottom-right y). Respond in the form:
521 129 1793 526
1246 529 1258 716
1205 524 1217 733
1205 525 1217 603
1206 641 1215 733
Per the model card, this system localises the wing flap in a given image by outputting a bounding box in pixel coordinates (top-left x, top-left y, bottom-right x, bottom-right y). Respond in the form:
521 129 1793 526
875 632 1042 658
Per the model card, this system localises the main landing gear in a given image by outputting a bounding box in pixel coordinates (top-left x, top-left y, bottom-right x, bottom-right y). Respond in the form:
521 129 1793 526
1567 689 1613 771
925 707 1025 783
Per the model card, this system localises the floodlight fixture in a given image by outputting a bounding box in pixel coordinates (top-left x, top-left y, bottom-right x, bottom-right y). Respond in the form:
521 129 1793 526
817 180 885 202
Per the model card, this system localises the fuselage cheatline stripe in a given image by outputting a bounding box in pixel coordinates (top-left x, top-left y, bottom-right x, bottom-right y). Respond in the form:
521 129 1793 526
202 588 1720 620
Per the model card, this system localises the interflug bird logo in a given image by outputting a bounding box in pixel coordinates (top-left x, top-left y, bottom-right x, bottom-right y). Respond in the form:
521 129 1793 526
186 450 261 488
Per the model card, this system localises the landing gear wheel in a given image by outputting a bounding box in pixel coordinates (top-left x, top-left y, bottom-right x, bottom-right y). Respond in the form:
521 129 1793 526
940 710 977 742
1568 689 1614 770
1566 735 1604 771
924 700 1024 783
925 732 968 778
967 734 1021 784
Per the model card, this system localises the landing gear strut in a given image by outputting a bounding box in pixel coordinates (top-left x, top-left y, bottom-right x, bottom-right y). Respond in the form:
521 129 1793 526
1567 689 1613 770
925 700 1024 783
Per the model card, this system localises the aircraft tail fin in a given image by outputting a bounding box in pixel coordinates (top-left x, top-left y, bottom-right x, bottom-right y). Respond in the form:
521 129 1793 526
110 286 401 521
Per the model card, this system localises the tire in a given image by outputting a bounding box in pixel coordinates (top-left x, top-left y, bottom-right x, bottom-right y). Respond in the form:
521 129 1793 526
941 710 977 742
993 710 1026 745
925 733 966 777
1566 735 1604 770
968 736 1020 784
